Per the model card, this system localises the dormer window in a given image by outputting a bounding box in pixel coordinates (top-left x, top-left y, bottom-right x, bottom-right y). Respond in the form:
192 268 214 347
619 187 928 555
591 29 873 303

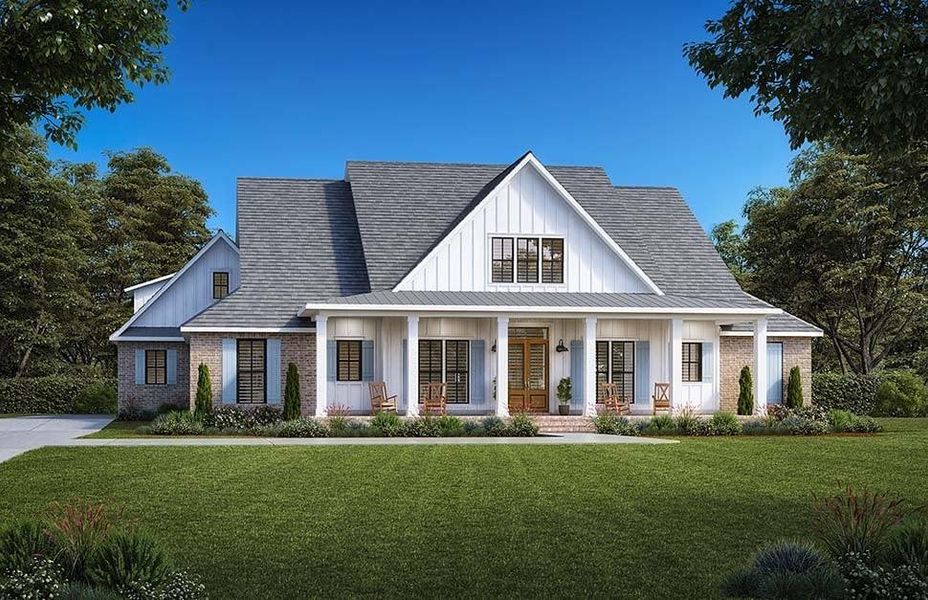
213 272 229 299
491 236 564 284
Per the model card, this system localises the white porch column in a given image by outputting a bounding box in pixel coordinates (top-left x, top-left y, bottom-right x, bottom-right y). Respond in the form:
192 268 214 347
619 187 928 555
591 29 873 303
670 317 683 412
495 316 509 417
753 317 768 415
314 314 328 417
583 316 597 417
406 315 420 417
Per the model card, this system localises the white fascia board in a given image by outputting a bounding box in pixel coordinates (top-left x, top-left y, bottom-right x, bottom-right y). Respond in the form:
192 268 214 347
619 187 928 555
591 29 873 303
110 232 240 341
124 273 176 293
179 326 315 333
392 152 664 295
720 330 823 338
302 302 780 318
110 336 187 343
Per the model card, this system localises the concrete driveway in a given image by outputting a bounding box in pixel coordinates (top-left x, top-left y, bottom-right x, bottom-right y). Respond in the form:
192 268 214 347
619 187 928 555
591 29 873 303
0 415 114 463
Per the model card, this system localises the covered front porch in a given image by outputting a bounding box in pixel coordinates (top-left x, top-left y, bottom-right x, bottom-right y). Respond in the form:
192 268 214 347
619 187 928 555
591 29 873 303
304 294 779 418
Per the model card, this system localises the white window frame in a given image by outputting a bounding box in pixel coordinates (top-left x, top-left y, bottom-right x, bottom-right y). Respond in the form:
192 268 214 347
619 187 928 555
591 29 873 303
487 234 567 287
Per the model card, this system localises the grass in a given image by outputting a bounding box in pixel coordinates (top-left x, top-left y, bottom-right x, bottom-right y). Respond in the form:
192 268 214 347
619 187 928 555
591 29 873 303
2 419 927 599
82 420 152 438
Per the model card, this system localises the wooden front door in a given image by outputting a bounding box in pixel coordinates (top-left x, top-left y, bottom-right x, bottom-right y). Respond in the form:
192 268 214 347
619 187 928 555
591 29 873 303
508 329 549 413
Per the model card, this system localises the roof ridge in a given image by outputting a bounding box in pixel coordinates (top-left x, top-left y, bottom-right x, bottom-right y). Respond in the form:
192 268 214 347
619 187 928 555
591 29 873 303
614 185 679 190
346 159 604 170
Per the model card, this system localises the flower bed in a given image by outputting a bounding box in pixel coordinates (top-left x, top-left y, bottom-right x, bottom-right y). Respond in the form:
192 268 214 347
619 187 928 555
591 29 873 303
142 407 539 438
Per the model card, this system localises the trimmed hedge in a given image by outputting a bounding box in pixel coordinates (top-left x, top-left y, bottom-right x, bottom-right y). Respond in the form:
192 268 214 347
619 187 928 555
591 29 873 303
0 376 117 414
812 372 883 415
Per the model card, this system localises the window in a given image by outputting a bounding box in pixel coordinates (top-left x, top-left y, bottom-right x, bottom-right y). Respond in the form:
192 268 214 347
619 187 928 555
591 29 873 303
516 238 539 283
336 340 362 382
541 238 564 283
237 339 266 403
145 350 166 385
595 341 635 402
682 342 703 383
212 272 229 299
417 339 470 404
491 237 514 283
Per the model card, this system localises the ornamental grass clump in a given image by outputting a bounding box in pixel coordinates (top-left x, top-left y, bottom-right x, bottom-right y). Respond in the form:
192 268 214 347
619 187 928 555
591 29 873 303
812 485 909 559
505 414 539 436
710 411 742 435
720 540 844 599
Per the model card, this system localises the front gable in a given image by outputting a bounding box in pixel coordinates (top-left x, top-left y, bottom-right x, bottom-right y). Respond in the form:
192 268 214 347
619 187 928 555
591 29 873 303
395 153 661 294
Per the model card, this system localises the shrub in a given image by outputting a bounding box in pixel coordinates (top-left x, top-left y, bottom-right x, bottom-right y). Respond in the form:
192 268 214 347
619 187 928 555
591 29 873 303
738 365 754 415
0 557 63 600
647 414 676 434
88 531 170 591
874 371 927 417
812 485 908 559
839 551 928 600
275 417 328 438
283 363 301 421
326 415 349 436
149 411 203 436
47 502 114 583
720 541 844 599
60 582 124 599
883 518 928 570
827 409 882 434
592 413 637 436
785 366 804 409
436 415 465 437
505 414 539 437
193 364 212 419
201 405 281 430
157 570 208 600
403 416 441 437
480 416 506 436
778 415 828 436
813 372 882 415
370 411 404 436
0 375 118 415
741 418 774 435
710 412 742 435
673 406 701 434
0 521 58 574
73 382 117 415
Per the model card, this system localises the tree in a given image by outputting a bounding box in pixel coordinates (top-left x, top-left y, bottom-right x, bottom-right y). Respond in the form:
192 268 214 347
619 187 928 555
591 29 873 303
685 0 928 154
738 365 754 415
786 366 804 409
0 0 192 150
0 126 89 377
283 363 300 421
194 363 211 417
709 220 749 287
738 146 927 374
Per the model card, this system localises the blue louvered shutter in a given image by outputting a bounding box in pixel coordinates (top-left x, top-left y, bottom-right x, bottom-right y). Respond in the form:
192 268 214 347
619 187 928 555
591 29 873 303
361 340 374 381
326 341 336 382
134 350 145 384
569 340 583 411
401 339 408 407
266 339 282 404
166 349 177 385
635 341 650 403
470 340 486 406
702 342 714 383
221 338 237 404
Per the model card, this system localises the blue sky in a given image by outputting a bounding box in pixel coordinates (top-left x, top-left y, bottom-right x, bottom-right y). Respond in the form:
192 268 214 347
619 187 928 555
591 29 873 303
49 0 795 236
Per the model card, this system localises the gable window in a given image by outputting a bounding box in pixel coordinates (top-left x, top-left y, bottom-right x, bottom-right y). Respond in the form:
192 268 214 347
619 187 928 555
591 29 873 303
491 237 514 283
541 238 564 284
682 342 703 383
417 339 470 404
213 272 229 299
595 341 635 402
516 238 539 283
337 340 362 382
237 339 266 403
145 350 166 385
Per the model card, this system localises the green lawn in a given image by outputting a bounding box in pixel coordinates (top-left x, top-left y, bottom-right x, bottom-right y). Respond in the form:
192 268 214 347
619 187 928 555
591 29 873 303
2 420 927 599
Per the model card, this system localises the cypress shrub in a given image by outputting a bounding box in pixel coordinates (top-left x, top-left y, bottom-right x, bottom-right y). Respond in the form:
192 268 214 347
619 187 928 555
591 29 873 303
786 366 804 408
738 365 754 415
283 362 301 421
194 363 212 418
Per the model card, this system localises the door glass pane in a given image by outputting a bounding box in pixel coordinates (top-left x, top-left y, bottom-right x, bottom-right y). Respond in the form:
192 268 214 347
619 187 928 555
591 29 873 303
527 342 546 390
445 340 469 404
508 327 547 339
508 344 524 389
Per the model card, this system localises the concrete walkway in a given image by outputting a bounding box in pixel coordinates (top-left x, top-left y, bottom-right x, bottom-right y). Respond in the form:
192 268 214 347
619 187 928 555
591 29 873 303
0 415 114 463
57 433 677 448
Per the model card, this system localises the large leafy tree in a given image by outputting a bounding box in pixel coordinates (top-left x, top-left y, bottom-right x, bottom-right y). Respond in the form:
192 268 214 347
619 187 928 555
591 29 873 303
0 0 190 149
685 0 928 154
717 146 928 374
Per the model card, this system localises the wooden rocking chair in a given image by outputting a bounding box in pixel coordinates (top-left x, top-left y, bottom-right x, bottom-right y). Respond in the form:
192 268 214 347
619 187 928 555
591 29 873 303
420 382 447 415
601 382 630 415
368 382 397 414
652 383 671 415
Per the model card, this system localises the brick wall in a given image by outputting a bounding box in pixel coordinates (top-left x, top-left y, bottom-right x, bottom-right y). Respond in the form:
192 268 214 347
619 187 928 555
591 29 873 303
719 336 813 412
117 342 190 414
187 332 316 414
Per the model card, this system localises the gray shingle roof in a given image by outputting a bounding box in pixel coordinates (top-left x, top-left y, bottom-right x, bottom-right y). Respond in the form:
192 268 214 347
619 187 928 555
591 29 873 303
315 290 772 311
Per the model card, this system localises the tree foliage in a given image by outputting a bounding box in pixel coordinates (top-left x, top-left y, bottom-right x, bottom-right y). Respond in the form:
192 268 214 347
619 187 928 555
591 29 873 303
786 366 803 409
194 363 211 417
283 363 300 421
685 0 928 154
738 365 754 415
0 0 192 150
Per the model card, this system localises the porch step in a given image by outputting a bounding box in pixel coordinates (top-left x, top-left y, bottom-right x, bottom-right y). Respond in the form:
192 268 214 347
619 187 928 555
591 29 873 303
531 416 596 434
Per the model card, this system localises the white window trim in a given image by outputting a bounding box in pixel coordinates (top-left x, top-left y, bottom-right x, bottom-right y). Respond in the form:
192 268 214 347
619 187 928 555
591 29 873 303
487 234 567 287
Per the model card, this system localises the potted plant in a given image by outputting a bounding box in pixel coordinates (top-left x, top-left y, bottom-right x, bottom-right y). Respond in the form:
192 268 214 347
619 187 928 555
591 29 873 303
557 377 572 415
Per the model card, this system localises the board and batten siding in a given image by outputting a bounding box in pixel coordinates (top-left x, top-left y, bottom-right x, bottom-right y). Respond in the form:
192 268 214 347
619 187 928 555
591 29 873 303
678 320 720 413
396 163 652 294
131 280 168 313
133 240 240 328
